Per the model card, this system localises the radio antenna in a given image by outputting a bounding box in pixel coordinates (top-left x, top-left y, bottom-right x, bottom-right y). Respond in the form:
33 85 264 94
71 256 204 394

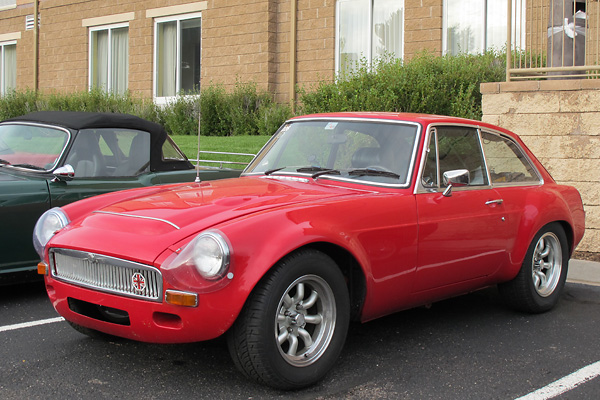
195 111 201 183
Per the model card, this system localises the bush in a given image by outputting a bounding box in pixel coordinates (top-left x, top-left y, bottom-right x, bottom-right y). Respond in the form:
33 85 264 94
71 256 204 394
297 51 505 120
0 83 291 137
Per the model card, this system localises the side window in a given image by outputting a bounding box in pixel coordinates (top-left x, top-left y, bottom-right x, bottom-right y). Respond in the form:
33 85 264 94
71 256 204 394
421 129 438 188
481 131 540 184
420 126 488 189
113 130 151 176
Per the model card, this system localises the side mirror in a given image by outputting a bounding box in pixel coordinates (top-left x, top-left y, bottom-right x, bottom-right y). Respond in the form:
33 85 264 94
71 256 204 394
52 164 75 182
442 169 469 197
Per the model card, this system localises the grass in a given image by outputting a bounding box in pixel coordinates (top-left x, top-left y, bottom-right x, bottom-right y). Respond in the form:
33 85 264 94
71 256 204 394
172 135 271 169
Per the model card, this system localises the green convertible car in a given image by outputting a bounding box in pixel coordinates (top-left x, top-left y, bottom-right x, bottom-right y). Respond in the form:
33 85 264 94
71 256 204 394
0 111 240 283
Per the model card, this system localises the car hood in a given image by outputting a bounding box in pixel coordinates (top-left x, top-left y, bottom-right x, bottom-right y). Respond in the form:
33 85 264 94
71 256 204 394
53 176 372 262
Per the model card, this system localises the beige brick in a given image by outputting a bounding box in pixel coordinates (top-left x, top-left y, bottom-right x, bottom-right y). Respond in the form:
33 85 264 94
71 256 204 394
498 113 581 137
560 91 600 113
579 113 600 136
561 182 600 206
576 229 599 253
539 158 600 183
524 136 600 160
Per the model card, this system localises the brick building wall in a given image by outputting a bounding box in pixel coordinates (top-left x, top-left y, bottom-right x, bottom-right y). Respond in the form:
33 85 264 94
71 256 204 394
1 0 445 102
481 80 600 255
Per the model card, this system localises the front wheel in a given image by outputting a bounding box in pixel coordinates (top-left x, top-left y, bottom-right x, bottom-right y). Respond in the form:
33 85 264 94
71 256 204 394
227 249 350 390
499 223 569 313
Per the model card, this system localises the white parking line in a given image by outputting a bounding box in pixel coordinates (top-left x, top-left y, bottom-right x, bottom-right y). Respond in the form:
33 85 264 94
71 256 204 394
515 360 600 400
0 316 65 333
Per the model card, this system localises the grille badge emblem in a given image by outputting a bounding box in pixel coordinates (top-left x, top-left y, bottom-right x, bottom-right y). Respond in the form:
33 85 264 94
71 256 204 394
132 273 146 292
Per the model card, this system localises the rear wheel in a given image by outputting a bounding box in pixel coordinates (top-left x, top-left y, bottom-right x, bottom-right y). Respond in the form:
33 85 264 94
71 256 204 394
499 223 569 313
227 249 350 390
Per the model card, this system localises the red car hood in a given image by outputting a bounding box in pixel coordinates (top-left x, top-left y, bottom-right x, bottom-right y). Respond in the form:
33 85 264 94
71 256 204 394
52 176 370 263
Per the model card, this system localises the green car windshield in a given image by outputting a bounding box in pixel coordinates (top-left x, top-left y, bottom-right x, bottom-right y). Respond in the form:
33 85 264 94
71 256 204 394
245 119 419 187
0 124 69 171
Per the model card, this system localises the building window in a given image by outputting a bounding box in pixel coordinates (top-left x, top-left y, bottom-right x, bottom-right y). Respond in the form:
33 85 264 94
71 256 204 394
0 42 16 95
336 0 404 75
89 24 129 94
443 0 525 55
154 13 201 100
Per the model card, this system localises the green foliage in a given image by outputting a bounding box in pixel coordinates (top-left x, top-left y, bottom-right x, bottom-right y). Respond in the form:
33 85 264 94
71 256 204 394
297 51 506 120
0 83 291 137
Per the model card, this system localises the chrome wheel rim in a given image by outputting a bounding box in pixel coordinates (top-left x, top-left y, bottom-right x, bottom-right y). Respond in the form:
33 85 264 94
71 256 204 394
275 274 336 367
531 232 562 297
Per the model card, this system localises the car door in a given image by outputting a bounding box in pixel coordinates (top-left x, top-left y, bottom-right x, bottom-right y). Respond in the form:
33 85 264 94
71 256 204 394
49 129 156 207
414 126 512 293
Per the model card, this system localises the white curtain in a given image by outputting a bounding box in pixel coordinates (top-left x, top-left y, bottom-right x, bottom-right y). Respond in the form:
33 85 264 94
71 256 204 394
157 21 177 97
111 27 129 94
2 44 17 94
337 0 369 75
372 0 404 61
92 30 108 90
445 0 485 55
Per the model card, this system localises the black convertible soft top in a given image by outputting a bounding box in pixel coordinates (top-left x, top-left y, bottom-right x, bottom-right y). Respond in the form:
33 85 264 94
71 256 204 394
3 111 192 172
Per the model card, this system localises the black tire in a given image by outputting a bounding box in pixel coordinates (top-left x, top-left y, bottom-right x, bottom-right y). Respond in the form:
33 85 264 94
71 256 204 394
499 223 569 313
227 249 350 390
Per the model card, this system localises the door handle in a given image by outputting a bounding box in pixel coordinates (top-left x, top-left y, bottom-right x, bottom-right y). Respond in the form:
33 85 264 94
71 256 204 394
485 199 504 205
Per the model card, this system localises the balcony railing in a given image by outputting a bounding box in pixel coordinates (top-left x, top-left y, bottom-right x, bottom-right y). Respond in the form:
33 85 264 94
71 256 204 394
507 0 600 81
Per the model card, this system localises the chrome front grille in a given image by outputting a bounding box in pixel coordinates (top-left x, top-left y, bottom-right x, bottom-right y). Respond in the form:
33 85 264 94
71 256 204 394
49 248 163 301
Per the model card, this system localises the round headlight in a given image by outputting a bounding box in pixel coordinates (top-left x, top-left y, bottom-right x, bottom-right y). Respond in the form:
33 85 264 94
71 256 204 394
191 233 230 279
167 230 231 281
33 207 70 258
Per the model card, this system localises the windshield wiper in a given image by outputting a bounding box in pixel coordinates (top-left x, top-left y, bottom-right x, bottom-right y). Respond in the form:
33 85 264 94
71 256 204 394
264 166 286 175
348 168 401 179
9 163 46 171
296 166 341 179
0 158 10 166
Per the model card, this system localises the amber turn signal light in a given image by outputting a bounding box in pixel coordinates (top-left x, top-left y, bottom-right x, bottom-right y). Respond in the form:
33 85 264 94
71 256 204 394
37 262 48 275
165 290 198 307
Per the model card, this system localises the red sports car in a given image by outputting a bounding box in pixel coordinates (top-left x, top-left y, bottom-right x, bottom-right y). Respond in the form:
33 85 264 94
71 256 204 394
36 113 585 389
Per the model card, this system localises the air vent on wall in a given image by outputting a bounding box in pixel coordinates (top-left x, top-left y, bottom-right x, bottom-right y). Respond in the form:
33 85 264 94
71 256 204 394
26 14 40 31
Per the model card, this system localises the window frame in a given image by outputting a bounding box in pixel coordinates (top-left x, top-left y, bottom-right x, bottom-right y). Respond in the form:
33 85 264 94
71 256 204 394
442 0 526 55
88 22 129 94
0 40 16 96
335 0 405 75
152 12 202 104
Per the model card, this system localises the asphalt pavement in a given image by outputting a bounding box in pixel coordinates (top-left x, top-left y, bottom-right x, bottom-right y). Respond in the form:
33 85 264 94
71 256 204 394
568 259 600 286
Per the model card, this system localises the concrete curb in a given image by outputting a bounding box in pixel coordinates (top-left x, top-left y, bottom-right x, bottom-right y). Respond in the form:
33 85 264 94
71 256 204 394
568 259 600 286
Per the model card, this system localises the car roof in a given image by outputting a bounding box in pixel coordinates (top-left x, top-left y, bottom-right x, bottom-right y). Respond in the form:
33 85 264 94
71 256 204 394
289 112 516 136
3 111 164 137
2 111 192 172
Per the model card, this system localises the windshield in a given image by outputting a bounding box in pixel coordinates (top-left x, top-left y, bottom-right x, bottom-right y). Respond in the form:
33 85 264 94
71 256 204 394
0 123 69 171
245 119 420 186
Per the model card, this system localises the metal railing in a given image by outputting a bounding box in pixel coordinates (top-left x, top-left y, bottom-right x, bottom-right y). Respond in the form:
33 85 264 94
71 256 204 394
507 0 600 81
191 150 256 169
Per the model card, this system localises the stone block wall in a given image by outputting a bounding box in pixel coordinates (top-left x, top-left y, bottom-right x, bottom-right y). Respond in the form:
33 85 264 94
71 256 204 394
481 80 600 255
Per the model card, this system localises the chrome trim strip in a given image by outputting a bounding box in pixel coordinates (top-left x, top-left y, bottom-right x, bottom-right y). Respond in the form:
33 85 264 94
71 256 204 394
244 117 423 189
0 121 71 172
92 210 181 230
49 248 163 301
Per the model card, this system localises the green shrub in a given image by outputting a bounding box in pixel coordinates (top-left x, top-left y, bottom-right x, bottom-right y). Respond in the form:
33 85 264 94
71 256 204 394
297 51 505 120
0 83 290 136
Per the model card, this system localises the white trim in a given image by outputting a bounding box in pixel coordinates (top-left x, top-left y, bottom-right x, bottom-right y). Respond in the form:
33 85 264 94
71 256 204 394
146 2 207 19
82 12 135 28
0 32 21 42
88 22 129 92
152 12 202 102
